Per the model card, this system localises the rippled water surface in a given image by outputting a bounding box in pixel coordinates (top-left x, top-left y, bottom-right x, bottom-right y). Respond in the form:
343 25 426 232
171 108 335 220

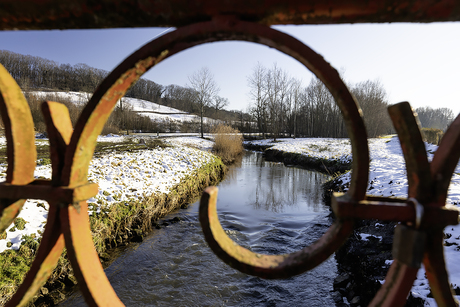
63 151 336 306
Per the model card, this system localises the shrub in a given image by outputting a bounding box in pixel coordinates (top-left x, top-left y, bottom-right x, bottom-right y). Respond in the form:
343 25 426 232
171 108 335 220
421 128 443 145
101 124 120 135
212 124 243 164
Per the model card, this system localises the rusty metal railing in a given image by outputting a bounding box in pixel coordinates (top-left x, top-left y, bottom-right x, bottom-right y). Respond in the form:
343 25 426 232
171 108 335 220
1 1 460 306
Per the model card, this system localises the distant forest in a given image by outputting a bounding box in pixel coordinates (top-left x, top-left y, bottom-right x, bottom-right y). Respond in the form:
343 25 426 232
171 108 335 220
0 49 248 134
0 49 454 137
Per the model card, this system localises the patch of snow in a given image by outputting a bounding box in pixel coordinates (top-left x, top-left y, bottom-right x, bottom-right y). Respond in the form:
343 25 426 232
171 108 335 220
359 233 383 241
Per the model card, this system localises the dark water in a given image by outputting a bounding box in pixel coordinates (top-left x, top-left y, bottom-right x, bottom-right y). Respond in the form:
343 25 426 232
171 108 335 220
62 151 336 306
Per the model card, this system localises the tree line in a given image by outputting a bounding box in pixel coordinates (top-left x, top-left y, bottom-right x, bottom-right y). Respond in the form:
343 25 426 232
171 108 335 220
1 49 454 137
0 50 164 103
0 50 243 134
414 106 453 131
247 62 455 139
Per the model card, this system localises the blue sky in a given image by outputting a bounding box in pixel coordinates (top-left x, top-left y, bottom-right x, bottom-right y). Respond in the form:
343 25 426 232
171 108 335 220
1 22 459 116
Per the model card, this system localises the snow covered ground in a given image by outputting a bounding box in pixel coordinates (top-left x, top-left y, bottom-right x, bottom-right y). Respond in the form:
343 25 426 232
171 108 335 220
0 135 215 253
247 136 460 305
2 132 460 305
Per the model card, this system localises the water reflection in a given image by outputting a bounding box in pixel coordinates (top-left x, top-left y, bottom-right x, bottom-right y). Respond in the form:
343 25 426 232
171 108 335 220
219 151 328 214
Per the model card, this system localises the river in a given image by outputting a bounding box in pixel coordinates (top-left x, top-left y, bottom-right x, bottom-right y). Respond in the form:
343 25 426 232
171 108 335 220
62 151 336 306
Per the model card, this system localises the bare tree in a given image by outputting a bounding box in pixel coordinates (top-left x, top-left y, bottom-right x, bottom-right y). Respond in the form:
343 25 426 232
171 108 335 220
352 80 392 137
213 95 229 116
286 78 302 138
188 67 220 137
247 62 268 138
265 64 289 140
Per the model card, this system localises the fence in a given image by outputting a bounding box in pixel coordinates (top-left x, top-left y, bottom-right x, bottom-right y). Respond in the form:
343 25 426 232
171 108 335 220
1 1 460 306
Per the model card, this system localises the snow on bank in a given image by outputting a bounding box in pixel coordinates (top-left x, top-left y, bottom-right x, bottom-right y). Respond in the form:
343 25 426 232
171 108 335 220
247 136 460 305
245 137 352 164
0 136 215 254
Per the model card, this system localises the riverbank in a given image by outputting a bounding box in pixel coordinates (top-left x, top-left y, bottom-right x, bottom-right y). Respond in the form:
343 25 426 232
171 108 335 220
244 136 460 306
244 138 352 175
0 136 226 306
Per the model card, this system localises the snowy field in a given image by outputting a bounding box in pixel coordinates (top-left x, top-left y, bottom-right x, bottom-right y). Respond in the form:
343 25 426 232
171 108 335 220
247 136 460 305
0 135 215 253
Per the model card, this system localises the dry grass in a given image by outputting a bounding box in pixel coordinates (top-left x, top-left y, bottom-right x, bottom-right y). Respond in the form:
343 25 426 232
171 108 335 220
212 124 244 164
421 128 444 145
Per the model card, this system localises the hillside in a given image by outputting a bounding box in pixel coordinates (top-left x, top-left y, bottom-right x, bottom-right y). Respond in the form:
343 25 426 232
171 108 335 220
31 91 219 126
27 91 224 134
1 49 252 133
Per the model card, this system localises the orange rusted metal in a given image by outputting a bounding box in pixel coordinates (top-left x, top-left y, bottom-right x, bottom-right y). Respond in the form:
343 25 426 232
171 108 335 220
195 18 370 278
0 65 36 233
0 2 460 306
370 260 420 307
1 0 460 30
201 186 356 278
332 195 459 228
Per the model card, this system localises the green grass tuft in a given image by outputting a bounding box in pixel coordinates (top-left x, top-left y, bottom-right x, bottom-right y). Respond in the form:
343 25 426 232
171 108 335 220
14 218 28 231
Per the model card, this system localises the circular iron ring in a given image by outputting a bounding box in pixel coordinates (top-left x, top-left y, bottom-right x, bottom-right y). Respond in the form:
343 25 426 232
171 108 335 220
61 18 369 280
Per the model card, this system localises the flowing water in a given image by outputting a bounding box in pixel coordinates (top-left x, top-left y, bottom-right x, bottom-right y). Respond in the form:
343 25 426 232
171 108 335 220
62 151 336 306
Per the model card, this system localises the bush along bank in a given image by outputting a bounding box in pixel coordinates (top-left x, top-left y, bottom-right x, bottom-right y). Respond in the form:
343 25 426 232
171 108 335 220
0 156 226 307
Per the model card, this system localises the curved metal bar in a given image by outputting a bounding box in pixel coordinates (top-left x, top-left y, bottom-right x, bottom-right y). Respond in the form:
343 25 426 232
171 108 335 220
46 18 368 300
369 260 419 307
388 101 458 305
6 101 72 306
426 116 460 306
423 231 459 307
61 201 124 306
62 17 369 199
6 205 64 307
387 102 433 203
167 19 370 279
431 113 460 206
0 64 36 232
200 186 355 278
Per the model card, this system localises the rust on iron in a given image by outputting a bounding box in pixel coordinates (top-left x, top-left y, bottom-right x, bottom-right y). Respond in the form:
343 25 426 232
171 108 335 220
200 186 355 279
0 64 36 233
431 113 460 205
60 200 124 306
388 102 434 202
6 206 65 307
369 260 420 307
6 100 72 307
0 182 98 204
365 102 459 306
423 231 458 307
332 194 459 228
63 56 159 188
1 0 460 30
0 1 459 306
